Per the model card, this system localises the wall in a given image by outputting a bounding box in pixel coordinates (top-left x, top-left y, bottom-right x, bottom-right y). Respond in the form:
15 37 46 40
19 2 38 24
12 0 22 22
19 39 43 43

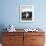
0 0 46 29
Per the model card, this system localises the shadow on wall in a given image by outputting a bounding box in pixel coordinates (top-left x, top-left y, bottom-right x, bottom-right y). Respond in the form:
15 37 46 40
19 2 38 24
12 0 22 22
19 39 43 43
0 24 7 43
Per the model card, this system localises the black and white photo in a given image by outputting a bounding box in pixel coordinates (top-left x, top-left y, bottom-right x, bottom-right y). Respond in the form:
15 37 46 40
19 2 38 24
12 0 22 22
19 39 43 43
20 5 34 22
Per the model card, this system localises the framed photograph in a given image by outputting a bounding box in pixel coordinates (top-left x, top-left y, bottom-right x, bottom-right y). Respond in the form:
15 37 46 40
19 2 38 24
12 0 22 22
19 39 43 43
20 5 34 22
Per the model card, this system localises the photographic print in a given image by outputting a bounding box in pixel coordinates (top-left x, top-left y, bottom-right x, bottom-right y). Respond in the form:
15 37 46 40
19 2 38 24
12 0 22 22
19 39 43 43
20 5 34 22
